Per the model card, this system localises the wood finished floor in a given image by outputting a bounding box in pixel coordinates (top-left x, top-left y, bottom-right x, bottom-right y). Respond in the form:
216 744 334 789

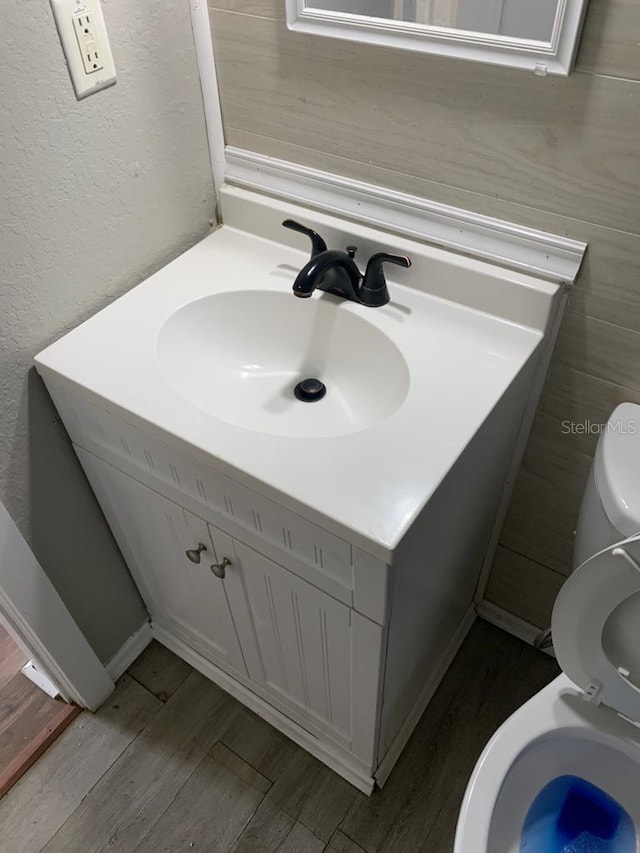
0 620 559 853
0 624 80 799
0 625 27 693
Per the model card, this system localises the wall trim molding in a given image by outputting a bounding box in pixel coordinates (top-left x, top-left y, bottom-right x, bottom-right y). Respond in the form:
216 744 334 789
190 0 226 213
0 499 115 711
105 620 153 681
224 147 587 285
477 601 557 658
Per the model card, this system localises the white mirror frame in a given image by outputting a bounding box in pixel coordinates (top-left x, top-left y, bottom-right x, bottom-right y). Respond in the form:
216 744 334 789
285 0 589 76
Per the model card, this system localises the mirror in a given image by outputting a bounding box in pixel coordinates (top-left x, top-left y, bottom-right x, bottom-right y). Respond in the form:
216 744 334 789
286 0 589 75
307 0 559 42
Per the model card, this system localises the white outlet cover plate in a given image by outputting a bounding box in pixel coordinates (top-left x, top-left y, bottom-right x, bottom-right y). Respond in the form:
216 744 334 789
51 0 116 100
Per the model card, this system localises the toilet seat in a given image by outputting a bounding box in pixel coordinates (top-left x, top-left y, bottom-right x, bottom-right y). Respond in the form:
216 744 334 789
454 535 640 853
552 533 640 723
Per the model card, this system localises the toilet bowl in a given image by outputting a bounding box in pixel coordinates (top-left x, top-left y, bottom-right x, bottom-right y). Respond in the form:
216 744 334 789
455 403 640 853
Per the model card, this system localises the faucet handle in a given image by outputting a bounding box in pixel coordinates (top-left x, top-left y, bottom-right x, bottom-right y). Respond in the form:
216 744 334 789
282 220 328 258
361 252 412 307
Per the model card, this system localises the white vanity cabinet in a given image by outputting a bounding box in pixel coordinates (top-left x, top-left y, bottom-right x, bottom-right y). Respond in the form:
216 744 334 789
76 443 383 785
36 366 528 793
32 191 571 794
36 349 539 795
77 449 248 679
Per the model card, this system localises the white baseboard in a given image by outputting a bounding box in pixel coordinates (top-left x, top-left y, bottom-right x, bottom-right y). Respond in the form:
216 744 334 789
375 605 477 789
477 600 556 658
105 621 153 681
151 622 376 795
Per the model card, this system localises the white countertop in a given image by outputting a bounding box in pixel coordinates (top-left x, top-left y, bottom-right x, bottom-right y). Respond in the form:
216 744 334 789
35 193 558 560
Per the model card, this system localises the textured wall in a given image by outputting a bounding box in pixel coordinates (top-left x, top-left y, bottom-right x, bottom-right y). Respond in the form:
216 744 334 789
0 0 216 662
208 0 640 627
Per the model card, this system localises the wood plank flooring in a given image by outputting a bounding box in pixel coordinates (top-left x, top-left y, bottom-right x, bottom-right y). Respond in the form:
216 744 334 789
0 625 27 692
0 621 559 852
0 624 79 799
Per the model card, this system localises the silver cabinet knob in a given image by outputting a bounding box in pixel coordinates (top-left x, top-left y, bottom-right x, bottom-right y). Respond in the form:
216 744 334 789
210 557 231 579
185 543 207 564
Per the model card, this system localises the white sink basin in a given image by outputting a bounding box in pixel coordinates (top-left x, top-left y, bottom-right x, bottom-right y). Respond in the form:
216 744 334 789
157 290 409 438
34 190 561 557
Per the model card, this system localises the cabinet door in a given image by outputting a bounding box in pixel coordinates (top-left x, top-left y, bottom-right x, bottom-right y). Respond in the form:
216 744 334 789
219 532 383 763
77 449 246 677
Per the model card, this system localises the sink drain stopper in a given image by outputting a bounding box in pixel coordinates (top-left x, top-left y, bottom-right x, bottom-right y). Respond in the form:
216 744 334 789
294 378 326 403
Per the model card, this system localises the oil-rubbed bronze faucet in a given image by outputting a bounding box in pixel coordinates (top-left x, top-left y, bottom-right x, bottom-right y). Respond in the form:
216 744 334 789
283 219 411 307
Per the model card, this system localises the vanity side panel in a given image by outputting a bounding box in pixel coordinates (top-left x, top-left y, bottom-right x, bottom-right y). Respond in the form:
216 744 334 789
353 549 390 625
378 355 538 767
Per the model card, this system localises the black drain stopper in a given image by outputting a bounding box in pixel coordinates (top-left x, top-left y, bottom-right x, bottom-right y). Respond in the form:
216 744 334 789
294 378 327 403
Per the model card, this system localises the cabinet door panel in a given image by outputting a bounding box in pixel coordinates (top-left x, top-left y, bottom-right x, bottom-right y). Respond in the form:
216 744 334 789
77 449 246 676
253 557 351 737
222 536 381 758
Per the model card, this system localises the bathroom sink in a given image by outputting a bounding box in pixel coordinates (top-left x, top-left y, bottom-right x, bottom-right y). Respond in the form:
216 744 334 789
34 189 561 557
157 290 409 438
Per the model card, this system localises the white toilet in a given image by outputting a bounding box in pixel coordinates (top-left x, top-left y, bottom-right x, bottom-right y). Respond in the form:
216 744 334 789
454 402 640 853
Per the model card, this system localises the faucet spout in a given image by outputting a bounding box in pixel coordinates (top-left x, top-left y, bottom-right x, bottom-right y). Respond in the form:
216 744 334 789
284 219 411 307
292 250 362 302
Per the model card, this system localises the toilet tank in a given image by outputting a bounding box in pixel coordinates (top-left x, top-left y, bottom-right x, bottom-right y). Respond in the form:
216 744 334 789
573 402 640 569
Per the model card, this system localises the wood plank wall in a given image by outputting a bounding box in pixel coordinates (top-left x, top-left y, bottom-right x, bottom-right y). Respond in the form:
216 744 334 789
208 0 640 627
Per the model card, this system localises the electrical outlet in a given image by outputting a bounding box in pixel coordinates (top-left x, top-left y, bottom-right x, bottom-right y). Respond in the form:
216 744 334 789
50 0 116 100
73 13 104 74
